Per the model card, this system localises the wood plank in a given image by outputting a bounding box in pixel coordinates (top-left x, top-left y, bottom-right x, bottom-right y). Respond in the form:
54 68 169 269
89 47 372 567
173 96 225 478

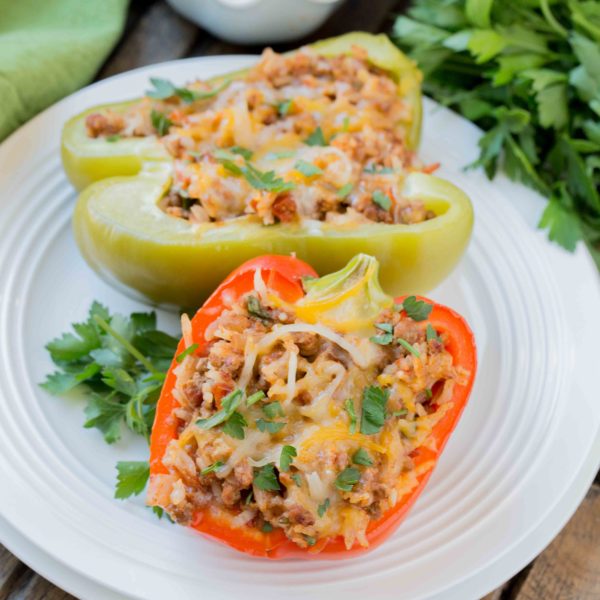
513 484 600 600
0 545 26 600
3 567 75 600
99 1 198 79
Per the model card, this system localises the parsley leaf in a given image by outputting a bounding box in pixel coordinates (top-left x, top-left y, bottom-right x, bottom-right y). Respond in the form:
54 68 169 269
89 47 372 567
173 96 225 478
401 296 433 321
398 338 421 357
335 467 361 492
364 165 394 174
317 498 330 517
360 386 389 435
344 398 357 434
150 109 173 136
294 160 323 177
337 183 353 198
230 145 253 160
280 445 297 471
106 134 121 142
246 390 266 406
291 473 302 487
240 163 295 194
276 99 293 116
372 190 391 210
115 461 149 499
246 295 272 321
256 418 286 434
352 448 373 466
264 150 296 160
222 411 247 439
196 389 243 430
304 126 327 146
261 522 273 532
254 464 280 491
146 77 228 103
176 343 198 363
146 77 176 99
370 333 393 345
262 401 284 419
426 323 441 342
304 535 317 546
201 461 224 476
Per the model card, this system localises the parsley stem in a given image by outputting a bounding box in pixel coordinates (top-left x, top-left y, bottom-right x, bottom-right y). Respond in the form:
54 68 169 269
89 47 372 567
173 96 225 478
539 0 568 38
93 315 159 375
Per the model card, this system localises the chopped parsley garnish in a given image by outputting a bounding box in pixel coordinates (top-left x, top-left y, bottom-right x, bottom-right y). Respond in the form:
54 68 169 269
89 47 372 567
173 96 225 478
425 388 433 400
246 390 266 406
105 134 121 142
372 190 391 210
342 116 350 132
264 150 296 160
335 467 361 492
294 160 323 177
402 296 433 322
200 460 224 476
222 411 247 439
256 418 286 434
364 165 394 174
176 343 198 363
291 473 302 487
262 401 284 419
261 522 273 533
304 535 317 546
229 145 253 160
304 126 327 146
397 338 421 358
245 490 254 505
344 398 357 434
337 183 353 198
146 77 228 103
246 295 272 321
370 322 394 345
241 163 296 193
352 448 373 466
360 386 389 435
254 464 280 491
426 323 441 342
392 409 408 417
317 498 330 518
276 99 293 116
196 389 243 429
115 461 149 499
279 445 297 472
150 109 173 136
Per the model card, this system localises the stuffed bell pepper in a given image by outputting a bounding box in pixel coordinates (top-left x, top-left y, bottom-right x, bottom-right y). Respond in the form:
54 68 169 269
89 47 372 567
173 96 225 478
147 254 477 558
64 32 473 308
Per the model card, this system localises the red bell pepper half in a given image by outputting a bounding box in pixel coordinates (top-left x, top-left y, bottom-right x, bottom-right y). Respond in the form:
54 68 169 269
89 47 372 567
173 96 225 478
148 255 477 559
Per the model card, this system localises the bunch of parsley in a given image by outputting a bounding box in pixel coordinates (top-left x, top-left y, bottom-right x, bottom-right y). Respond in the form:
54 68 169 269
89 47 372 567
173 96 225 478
41 302 179 500
394 0 600 265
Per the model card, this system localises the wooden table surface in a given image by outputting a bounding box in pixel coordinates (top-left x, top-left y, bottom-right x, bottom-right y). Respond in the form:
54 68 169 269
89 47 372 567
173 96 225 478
1 1 599 598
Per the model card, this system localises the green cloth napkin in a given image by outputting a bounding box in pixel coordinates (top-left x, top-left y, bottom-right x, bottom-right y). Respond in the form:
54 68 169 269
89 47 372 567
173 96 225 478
0 0 128 141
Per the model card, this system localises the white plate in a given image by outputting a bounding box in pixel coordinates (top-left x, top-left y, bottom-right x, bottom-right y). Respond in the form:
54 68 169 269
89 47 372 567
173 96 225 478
0 56 599 600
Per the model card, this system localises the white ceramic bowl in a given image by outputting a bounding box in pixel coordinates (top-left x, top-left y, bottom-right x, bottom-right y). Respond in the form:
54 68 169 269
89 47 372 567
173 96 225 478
166 0 345 44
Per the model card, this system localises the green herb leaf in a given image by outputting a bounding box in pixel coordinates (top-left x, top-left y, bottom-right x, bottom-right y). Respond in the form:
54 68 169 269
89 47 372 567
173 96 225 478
352 448 373 466
426 323 441 342
262 401 284 419
280 445 297 472
304 126 327 146
402 296 433 321
317 498 330 517
364 165 394 174
201 460 224 476
115 461 149 499
291 473 302 487
222 411 247 439
337 183 354 198
372 190 391 210
425 388 433 399
360 386 389 435
150 109 173 136
176 343 199 363
392 409 408 417
344 398 357 434
398 338 421 357
246 295 272 321
335 467 361 492
304 535 317 546
276 99 293 116
264 150 296 160
256 418 286 434
294 159 323 177
254 464 280 491
230 146 254 160
370 333 394 345
247 390 266 406
261 522 273 532
146 77 176 99
106 134 121 142
196 389 243 429
375 322 393 334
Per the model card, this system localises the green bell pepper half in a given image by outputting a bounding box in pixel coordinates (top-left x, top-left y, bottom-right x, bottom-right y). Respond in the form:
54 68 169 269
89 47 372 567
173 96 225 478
73 165 473 309
61 32 422 191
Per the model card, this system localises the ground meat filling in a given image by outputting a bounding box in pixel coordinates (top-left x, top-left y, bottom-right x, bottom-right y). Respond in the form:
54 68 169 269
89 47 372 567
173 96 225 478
85 46 439 227
147 291 468 550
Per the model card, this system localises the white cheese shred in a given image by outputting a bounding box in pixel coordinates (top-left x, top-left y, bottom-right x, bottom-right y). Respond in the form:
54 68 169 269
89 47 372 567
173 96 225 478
180 313 193 348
